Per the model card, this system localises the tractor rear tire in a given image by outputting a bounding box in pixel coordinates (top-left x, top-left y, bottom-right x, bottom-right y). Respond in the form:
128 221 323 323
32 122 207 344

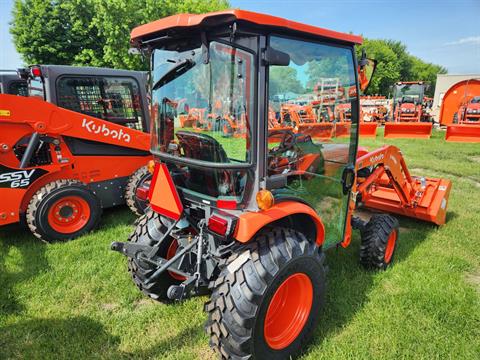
359 214 399 270
125 166 151 216
127 211 184 302
205 227 326 359
26 179 102 242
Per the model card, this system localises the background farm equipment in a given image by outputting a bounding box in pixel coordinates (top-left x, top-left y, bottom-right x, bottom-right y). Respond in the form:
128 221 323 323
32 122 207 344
385 81 433 139
441 79 480 142
0 65 151 241
111 9 452 360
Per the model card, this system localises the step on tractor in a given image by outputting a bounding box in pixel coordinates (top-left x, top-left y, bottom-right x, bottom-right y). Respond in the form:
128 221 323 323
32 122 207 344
0 65 152 242
0 70 28 96
442 78 480 142
384 81 433 139
111 10 452 359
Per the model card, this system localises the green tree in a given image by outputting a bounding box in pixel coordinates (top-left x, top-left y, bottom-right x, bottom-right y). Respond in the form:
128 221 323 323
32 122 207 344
269 66 304 96
11 0 230 69
357 38 447 96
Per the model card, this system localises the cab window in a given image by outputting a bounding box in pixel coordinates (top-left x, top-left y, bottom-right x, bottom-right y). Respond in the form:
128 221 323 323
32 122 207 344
57 76 144 130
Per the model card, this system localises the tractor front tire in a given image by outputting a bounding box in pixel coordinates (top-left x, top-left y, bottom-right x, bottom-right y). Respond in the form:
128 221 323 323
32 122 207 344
125 166 151 216
26 180 102 242
205 228 326 359
127 211 185 302
359 214 399 270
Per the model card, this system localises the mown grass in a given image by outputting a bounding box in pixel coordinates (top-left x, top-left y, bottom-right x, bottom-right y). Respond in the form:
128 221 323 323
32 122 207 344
1 128 479 359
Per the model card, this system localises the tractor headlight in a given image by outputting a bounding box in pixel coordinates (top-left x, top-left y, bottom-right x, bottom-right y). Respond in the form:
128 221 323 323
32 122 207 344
467 109 474 114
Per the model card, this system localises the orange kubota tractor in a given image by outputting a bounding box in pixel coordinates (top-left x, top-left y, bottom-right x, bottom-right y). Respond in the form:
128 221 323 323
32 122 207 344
0 65 152 241
111 10 452 359
384 81 433 139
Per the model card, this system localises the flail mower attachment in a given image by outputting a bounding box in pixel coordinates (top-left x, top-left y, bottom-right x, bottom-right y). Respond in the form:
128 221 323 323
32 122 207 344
356 145 452 225
359 122 378 137
384 122 432 139
445 124 480 143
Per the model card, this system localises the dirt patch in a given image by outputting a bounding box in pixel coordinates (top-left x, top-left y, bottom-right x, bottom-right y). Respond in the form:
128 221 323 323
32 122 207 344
465 270 480 294
468 156 480 164
101 303 119 311
195 346 216 360
134 298 154 309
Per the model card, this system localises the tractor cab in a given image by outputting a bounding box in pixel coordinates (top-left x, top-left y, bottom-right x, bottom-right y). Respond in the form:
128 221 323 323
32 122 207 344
18 65 150 131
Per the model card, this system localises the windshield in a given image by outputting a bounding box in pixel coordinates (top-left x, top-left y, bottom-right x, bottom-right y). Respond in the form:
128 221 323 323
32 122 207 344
393 84 423 103
151 41 254 164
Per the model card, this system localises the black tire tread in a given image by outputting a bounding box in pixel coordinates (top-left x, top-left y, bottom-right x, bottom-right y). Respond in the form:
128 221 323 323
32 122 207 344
205 227 325 359
26 179 100 242
125 166 150 216
359 214 399 270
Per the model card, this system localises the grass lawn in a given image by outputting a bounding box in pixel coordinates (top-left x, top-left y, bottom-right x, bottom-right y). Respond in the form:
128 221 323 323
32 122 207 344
1 128 479 359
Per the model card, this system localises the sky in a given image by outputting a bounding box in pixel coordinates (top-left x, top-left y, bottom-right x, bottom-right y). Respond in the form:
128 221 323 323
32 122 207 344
1 0 479 74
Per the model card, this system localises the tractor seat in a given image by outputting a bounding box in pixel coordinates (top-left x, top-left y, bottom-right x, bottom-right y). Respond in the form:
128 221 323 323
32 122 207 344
176 131 229 163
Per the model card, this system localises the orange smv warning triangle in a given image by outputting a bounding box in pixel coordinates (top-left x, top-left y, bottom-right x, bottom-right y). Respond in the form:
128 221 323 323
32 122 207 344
149 163 183 220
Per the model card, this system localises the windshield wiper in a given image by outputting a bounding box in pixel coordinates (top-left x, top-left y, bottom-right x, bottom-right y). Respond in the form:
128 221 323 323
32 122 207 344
152 58 195 91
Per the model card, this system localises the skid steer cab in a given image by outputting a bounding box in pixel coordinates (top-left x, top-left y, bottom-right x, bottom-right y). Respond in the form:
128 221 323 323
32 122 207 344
111 9 451 359
0 65 153 242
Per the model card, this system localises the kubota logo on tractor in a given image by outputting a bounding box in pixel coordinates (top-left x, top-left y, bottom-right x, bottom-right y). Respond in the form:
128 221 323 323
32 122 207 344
82 118 131 143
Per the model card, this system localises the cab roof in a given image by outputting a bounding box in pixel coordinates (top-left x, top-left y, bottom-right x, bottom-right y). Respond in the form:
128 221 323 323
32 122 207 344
131 9 362 46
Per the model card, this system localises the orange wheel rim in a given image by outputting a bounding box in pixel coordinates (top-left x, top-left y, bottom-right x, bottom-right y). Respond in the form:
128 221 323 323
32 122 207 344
384 230 397 263
166 239 187 281
264 273 313 350
47 196 90 234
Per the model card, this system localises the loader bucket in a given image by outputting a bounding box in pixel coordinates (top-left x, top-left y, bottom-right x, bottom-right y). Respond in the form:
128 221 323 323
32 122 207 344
297 123 334 140
384 122 432 139
334 122 351 138
359 122 377 137
445 124 480 142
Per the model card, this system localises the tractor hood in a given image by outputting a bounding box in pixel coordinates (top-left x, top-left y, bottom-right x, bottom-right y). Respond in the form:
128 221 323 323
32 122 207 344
130 9 363 47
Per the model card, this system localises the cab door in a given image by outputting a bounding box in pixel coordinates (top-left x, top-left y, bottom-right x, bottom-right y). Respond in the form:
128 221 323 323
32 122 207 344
266 36 358 248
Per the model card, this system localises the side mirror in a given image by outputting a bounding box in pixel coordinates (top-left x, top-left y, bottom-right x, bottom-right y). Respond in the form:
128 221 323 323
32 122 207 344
358 50 377 93
263 47 290 66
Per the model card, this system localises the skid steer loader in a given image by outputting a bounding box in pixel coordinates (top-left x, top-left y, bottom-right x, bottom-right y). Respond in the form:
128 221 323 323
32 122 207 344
0 65 152 241
111 10 452 359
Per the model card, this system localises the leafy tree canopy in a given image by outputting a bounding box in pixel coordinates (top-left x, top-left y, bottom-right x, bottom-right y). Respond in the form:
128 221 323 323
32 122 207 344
357 38 447 96
11 2 447 95
11 0 230 70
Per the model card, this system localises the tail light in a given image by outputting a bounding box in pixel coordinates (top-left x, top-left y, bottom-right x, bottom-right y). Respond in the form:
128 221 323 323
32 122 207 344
208 214 229 236
31 67 42 77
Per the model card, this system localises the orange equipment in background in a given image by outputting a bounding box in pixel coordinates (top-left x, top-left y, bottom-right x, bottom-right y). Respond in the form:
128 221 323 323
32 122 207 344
384 81 433 139
440 79 480 143
281 103 334 139
0 65 152 242
355 145 451 225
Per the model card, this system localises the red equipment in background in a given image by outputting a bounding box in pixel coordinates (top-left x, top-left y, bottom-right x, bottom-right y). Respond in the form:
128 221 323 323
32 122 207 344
384 81 433 139
440 79 480 142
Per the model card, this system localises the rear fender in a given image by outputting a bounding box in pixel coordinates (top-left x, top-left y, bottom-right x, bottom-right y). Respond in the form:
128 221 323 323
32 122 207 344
233 201 325 246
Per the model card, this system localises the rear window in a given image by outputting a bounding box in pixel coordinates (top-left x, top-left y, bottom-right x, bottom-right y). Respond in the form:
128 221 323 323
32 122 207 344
56 76 144 130
8 80 28 96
